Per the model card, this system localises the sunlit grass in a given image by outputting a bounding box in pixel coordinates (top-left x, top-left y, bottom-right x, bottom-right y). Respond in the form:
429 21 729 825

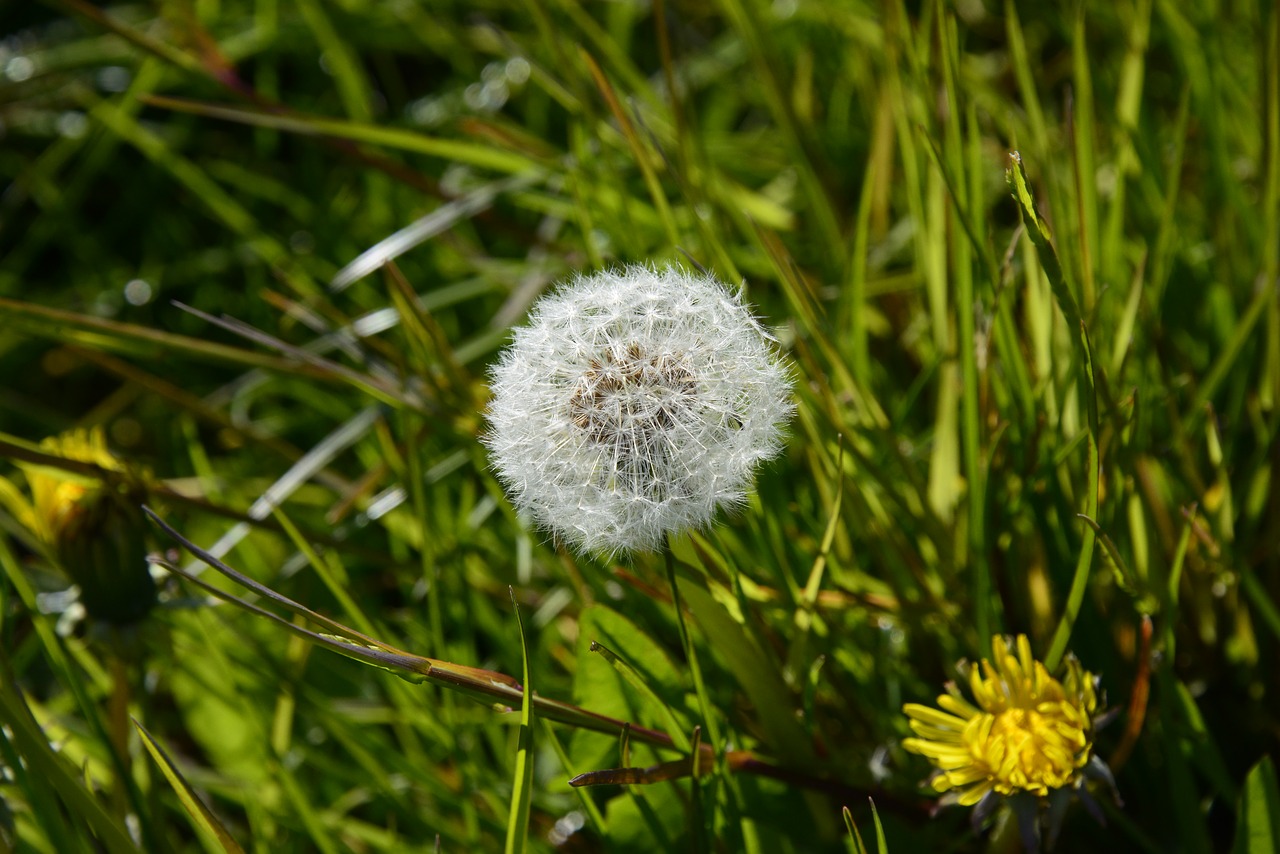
1 0 1278 851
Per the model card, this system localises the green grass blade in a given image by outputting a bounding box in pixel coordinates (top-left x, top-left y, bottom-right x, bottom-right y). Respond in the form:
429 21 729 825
844 805 868 854
503 588 535 854
0 680 136 854
539 720 606 833
663 548 723 752
1071 3 1100 311
589 640 691 753
143 95 541 175
581 50 680 249
869 798 888 853
673 566 812 766
134 721 245 854
0 297 321 374
294 0 374 122
1234 756 1280 854
1007 152 1100 670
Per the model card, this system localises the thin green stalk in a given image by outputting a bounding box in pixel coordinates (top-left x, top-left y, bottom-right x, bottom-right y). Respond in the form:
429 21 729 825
664 547 722 750
503 590 535 854
1007 153 1100 670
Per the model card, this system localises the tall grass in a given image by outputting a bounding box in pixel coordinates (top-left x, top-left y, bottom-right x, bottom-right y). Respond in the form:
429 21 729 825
1 0 1277 850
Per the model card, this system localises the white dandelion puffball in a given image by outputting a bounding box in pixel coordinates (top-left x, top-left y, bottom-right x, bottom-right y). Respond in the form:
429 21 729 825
484 265 794 554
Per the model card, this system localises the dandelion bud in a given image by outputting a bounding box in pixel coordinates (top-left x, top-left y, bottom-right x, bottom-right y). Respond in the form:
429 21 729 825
22 429 155 625
484 265 794 554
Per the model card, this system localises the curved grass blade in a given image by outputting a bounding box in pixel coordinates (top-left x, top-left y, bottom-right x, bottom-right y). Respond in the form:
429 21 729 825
589 640 690 753
143 508 687 750
133 720 246 854
171 303 422 411
844 805 867 854
0 296 319 374
331 172 543 292
144 508 857 802
142 95 539 175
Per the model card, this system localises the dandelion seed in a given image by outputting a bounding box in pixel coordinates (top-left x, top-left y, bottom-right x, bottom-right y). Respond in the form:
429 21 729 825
484 265 794 554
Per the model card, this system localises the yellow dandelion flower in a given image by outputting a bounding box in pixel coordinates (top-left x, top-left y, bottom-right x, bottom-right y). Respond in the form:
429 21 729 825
903 634 1100 807
25 429 123 543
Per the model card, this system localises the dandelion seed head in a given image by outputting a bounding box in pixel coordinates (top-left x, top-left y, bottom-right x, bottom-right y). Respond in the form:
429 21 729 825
484 265 794 554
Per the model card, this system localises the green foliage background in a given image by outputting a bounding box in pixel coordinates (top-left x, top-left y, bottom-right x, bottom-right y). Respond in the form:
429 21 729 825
1 0 1278 851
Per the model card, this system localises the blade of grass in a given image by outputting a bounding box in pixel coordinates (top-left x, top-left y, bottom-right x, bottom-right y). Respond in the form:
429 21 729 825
1007 152 1100 670
47 0 211 79
1070 4 1099 312
1003 0 1050 160
1262 7 1280 409
268 506 381 639
662 548 722 755
789 439 844 675
294 0 373 122
539 720 606 832
589 640 691 753
144 508 707 753
503 589 534 854
844 805 868 854
580 49 680 249
0 679 136 854
144 94 541 175
940 15 991 640
671 561 811 766
134 721 246 854
171 303 423 411
331 172 544 292
0 297 331 376
1234 757 1280 854
869 798 888 853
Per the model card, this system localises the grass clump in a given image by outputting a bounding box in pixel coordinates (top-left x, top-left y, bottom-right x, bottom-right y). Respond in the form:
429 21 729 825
1 1 1278 851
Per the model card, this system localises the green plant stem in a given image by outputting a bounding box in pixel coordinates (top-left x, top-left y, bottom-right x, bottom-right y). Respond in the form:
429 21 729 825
664 547 723 749
1006 153 1100 670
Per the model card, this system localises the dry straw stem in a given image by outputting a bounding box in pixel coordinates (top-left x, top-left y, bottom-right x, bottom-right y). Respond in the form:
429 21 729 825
143 508 895 805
